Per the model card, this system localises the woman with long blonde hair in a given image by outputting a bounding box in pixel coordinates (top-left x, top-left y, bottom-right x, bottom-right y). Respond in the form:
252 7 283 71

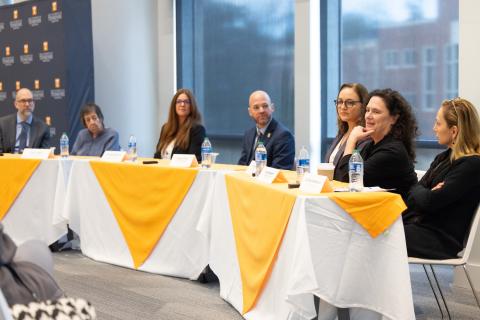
154 89 205 161
404 97 480 259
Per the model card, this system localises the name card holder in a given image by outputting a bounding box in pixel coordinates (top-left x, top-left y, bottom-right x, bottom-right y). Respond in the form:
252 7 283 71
299 173 333 193
170 154 198 168
257 166 287 184
21 148 54 159
101 150 126 162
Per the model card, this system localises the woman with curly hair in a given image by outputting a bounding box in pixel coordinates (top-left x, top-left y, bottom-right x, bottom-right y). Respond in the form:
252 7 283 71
334 88 418 200
403 98 480 259
154 88 206 161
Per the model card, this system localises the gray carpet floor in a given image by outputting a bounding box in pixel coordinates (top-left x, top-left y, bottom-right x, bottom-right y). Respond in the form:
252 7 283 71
53 251 480 319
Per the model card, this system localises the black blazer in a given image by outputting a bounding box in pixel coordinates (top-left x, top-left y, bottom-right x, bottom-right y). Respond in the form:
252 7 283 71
0 113 50 153
238 118 295 170
334 134 417 200
154 124 206 162
405 150 480 251
325 133 370 168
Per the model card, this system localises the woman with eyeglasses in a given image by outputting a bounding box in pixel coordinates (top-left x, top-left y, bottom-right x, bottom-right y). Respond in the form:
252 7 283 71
154 88 206 161
334 88 418 200
325 83 369 172
403 98 480 259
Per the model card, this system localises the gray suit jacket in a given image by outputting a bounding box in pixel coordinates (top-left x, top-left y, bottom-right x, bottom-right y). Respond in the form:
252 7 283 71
0 113 50 153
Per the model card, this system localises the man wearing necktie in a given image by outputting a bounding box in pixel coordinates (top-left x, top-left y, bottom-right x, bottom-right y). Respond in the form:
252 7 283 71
238 90 295 169
0 88 50 153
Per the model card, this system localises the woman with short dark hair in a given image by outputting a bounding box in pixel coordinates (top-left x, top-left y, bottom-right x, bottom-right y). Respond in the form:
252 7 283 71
71 103 120 156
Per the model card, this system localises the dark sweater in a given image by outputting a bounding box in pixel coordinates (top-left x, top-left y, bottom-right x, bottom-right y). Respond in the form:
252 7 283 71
404 150 480 255
154 124 206 162
335 134 417 200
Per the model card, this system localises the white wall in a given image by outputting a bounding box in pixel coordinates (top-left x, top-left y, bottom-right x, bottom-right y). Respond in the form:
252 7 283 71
91 0 163 156
453 0 480 290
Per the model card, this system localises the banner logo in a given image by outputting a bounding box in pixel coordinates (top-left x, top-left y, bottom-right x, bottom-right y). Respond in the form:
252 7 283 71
33 80 45 100
2 46 14 66
0 82 6 102
39 41 53 63
29 6 42 27
21 43 33 64
10 10 22 30
49 2 62 23
51 77 65 100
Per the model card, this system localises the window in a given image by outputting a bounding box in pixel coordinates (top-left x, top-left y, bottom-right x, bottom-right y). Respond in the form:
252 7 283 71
445 43 458 99
422 46 437 111
322 0 459 149
176 0 294 139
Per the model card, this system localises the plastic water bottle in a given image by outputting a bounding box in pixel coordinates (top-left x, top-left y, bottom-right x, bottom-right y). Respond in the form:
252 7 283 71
296 146 310 183
127 135 137 162
255 141 267 177
349 149 364 192
201 137 213 168
60 132 69 158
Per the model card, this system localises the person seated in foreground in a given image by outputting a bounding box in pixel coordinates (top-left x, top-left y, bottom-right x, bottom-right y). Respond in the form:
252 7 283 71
0 224 63 306
403 98 480 259
238 90 295 169
71 103 120 156
333 88 418 200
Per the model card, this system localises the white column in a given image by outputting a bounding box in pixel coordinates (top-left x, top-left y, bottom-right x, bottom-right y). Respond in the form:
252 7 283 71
295 0 321 167
454 0 480 290
91 0 162 156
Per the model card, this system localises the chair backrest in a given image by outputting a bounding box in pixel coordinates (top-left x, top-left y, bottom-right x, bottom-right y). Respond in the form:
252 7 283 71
0 289 13 320
461 204 480 263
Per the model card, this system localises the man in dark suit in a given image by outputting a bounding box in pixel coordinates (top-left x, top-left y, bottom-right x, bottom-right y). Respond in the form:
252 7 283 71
0 88 50 153
238 90 295 170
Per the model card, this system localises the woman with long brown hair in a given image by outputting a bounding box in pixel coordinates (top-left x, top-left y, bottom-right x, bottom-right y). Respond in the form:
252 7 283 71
154 89 205 161
325 83 369 167
403 97 480 259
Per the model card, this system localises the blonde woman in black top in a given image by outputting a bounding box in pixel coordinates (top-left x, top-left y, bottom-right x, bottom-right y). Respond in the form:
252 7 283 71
403 98 480 259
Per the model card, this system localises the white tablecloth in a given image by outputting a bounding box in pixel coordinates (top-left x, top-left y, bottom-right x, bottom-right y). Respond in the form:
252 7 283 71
200 172 415 320
63 160 213 279
2 159 68 245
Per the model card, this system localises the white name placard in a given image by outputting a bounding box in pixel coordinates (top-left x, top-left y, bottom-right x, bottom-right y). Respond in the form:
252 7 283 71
170 154 198 168
299 173 328 194
21 148 53 159
257 166 280 184
101 150 126 162
245 160 256 176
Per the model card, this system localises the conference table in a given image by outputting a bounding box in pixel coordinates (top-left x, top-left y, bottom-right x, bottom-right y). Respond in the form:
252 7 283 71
0 156 415 320
0 154 68 245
